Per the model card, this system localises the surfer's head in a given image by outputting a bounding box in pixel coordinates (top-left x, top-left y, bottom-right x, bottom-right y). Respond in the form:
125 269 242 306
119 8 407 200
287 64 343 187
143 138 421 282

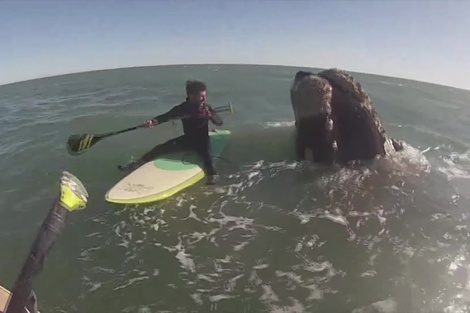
186 80 207 105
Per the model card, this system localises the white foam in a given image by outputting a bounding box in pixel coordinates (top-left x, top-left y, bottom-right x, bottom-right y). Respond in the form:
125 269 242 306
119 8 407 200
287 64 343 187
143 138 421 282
233 241 249 251
361 270 378 277
190 293 203 305
352 298 398 313
260 284 280 302
197 274 215 282
304 261 333 274
385 141 432 175
87 282 102 292
91 266 115 274
113 276 149 291
81 275 103 293
438 150 470 180
174 238 196 273
305 284 324 300
209 294 234 303
184 204 204 222
320 210 350 227
263 121 295 128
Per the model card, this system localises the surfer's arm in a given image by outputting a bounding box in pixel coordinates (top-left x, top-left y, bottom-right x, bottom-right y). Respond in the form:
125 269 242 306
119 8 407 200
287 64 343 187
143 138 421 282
207 105 223 126
151 104 186 124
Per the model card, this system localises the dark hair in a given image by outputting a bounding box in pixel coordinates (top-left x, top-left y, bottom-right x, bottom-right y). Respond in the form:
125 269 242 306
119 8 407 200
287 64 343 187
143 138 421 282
185 80 207 95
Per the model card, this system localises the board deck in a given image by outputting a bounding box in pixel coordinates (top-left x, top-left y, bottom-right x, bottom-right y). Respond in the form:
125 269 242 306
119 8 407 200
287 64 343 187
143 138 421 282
105 129 231 204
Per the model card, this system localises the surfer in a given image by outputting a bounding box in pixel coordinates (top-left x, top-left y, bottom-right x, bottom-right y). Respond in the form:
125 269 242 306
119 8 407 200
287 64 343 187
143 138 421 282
118 80 223 185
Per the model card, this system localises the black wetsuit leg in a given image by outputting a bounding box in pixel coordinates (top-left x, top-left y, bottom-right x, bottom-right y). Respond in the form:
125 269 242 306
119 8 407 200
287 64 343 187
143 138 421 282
118 135 187 171
138 135 187 163
185 136 217 176
194 139 217 176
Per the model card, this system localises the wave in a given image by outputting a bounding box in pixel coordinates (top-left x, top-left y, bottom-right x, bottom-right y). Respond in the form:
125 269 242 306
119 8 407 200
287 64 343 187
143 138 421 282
378 80 404 87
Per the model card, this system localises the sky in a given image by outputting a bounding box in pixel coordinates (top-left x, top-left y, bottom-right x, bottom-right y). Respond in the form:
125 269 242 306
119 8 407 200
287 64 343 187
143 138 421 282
0 0 469 89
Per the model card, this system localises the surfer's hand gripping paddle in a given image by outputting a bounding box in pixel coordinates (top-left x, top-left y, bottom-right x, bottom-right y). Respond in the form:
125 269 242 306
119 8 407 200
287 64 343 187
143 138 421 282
4 171 88 313
66 103 234 156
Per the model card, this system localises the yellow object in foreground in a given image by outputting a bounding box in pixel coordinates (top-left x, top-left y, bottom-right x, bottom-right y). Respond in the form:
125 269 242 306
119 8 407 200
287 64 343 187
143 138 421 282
59 171 89 211
1 171 89 313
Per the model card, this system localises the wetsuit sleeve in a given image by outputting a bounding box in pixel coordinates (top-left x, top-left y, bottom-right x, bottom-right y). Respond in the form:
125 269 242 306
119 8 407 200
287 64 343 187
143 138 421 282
152 104 187 124
208 105 223 126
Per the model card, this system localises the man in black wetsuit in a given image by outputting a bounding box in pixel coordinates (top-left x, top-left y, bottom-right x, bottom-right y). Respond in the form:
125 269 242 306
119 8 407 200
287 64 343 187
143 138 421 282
118 80 223 185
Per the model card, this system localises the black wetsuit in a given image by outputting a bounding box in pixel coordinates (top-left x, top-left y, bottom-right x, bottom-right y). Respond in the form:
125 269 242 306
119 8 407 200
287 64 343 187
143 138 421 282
136 100 223 175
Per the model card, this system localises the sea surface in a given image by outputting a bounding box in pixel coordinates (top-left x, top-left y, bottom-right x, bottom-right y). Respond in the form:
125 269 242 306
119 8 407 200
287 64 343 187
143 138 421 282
0 64 470 313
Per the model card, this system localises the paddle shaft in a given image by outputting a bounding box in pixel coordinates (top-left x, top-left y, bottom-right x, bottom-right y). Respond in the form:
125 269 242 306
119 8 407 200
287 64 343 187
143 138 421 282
97 124 144 140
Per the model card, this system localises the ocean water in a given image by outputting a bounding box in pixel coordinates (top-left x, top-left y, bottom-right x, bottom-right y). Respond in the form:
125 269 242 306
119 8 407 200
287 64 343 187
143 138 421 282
0 64 470 313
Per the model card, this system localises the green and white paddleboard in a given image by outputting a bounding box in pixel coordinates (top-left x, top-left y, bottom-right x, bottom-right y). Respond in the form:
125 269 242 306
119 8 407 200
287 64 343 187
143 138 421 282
105 129 231 204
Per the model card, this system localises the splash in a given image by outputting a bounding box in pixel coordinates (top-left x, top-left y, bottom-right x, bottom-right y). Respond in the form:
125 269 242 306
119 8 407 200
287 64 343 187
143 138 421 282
76 143 470 312
438 150 470 180
263 121 296 128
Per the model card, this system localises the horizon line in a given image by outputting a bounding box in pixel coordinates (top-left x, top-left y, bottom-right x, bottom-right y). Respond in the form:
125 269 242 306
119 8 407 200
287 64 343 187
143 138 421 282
1 62 468 92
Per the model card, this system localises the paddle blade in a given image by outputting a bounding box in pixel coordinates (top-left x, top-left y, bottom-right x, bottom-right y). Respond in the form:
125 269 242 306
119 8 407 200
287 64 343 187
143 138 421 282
66 134 102 155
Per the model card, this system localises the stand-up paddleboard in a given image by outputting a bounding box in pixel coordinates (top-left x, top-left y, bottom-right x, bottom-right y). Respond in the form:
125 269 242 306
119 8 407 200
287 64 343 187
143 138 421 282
105 129 231 204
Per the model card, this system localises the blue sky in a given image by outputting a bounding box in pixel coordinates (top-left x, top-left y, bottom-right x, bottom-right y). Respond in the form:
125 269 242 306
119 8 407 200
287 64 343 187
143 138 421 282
0 0 469 89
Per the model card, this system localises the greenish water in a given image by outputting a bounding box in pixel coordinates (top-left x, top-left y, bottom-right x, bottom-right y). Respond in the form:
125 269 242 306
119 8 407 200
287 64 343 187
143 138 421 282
1 64 470 312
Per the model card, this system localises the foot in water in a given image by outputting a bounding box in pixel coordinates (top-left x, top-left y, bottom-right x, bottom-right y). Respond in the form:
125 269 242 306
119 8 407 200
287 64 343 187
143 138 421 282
206 174 218 185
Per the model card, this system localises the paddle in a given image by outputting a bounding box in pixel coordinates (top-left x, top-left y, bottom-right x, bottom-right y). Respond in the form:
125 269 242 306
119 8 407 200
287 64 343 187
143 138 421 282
66 103 234 156
4 171 88 313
